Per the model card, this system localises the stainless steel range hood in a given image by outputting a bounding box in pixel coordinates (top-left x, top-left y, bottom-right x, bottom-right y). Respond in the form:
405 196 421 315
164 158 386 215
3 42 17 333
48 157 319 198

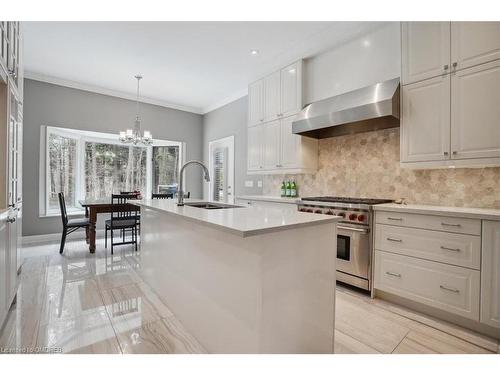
292 77 400 139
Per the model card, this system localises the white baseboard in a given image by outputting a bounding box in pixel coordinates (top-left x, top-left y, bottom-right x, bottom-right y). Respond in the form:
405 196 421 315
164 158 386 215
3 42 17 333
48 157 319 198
22 229 105 245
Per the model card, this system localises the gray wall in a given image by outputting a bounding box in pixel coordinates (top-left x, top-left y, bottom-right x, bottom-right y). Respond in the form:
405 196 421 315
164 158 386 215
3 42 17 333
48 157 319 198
202 96 263 199
23 79 203 236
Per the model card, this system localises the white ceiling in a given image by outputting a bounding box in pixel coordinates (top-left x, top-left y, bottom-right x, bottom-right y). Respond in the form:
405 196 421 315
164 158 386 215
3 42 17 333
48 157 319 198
23 21 386 114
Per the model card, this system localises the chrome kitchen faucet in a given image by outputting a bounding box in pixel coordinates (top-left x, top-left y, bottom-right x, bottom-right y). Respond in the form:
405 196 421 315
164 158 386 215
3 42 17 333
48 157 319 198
177 160 210 206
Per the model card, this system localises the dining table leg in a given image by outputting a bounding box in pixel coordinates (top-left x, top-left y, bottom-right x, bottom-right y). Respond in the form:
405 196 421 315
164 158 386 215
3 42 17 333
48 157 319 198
85 207 90 244
89 208 97 253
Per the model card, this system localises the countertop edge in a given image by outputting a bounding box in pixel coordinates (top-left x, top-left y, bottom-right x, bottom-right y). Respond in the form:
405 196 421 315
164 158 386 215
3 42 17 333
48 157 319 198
373 203 500 221
136 201 339 237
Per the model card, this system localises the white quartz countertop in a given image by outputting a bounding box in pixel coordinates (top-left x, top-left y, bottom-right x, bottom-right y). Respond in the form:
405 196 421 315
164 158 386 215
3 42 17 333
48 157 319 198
135 199 339 237
236 195 301 204
374 203 500 221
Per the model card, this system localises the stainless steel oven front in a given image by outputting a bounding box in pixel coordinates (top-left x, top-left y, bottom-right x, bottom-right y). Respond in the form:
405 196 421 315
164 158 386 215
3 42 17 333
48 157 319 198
336 225 371 290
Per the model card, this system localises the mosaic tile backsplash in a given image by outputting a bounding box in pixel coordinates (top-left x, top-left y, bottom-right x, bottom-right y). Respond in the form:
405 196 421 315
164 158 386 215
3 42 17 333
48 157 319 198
263 128 500 208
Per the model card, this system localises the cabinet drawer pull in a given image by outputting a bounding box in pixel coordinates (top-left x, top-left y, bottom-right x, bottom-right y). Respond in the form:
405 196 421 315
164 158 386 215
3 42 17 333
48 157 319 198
387 217 403 221
385 271 401 278
440 285 460 294
441 222 461 227
387 237 403 243
440 246 460 252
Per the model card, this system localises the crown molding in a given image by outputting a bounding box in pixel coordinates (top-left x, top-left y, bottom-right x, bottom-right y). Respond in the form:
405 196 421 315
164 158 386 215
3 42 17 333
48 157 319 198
202 88 248 114
24 71 204 114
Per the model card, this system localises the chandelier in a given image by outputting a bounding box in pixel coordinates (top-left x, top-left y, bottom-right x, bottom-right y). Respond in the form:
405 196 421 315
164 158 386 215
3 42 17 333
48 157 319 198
119 75 153 145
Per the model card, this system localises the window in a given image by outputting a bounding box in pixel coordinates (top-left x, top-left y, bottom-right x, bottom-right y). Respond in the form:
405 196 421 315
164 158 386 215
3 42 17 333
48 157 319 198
41 126 184 216
47 131 78 212
152 145 180 194
84 142 147 201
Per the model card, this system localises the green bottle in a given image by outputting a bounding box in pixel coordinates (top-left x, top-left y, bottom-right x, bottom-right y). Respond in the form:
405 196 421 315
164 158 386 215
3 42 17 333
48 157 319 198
291 181 297 197
280 181 286 197
285 181 291 197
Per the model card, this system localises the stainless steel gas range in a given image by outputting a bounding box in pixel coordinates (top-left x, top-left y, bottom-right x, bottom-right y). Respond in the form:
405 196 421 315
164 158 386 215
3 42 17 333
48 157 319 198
297 196 393 291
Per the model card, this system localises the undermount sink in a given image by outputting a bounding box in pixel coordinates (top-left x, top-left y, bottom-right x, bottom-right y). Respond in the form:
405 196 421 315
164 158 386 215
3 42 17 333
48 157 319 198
183 202 243 210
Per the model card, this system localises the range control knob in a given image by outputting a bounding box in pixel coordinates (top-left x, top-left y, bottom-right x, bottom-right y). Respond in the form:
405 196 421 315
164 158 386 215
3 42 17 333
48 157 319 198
307 209 314 213
325 211 334 215
299 208 307 212
337 212 346 218
349 213 358 221
357 214 366 222
314 209 323 214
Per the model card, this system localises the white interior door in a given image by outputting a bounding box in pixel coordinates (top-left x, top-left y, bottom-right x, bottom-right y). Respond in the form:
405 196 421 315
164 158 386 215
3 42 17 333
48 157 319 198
208 136 235 204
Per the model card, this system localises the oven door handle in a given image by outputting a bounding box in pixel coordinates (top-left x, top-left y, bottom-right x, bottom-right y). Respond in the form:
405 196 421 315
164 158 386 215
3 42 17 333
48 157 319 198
337 225 370 234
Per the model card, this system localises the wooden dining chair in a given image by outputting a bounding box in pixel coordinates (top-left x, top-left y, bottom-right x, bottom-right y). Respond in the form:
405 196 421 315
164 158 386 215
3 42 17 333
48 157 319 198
151 193 174 199
105 194 140 254
58 192 90 254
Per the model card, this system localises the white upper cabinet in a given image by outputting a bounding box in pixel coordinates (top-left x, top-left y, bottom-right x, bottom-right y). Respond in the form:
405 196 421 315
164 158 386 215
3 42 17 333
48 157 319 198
402 22 451 85
262 120 281 169
248 80 264 126
280 115 299 168
451 59 500 159
481 221 500 329
247 60 313 174
401 22 500 168
247 116 317 174
263 71 281 122
247 125 263 171
401 75 450 162
451 22 500 71
280 61 302 118
248 60 303 126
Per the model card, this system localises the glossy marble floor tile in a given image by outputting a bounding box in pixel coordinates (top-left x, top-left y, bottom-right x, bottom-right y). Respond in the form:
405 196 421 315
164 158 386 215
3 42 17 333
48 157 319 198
115 317 206 354
37 310 121 354
0 238 497 354
101 282 174 325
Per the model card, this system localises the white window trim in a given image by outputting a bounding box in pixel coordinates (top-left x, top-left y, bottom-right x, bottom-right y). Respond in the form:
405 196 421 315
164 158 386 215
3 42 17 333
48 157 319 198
39 125 184 217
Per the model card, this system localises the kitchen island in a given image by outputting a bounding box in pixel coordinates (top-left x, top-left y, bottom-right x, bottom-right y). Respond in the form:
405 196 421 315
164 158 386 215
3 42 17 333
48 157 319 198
134 199 339 353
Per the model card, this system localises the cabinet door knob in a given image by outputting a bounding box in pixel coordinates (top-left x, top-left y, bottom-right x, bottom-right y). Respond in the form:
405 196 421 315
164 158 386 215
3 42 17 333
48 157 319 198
443 64 449 70
443 151 449 155
452 62 458 68
452 151 457 155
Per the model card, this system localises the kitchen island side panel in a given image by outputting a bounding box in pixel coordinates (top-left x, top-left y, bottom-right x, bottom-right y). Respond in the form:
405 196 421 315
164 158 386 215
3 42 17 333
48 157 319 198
138 207 336 353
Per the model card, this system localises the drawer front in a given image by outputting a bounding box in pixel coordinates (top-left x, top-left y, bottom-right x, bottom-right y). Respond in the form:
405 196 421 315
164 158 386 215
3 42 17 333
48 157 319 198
374 251 480 320
375 224 481 269
376 211 481 235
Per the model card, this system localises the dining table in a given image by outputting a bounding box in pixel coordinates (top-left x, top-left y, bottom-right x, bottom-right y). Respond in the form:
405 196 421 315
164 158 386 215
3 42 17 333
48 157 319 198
78 198 140 253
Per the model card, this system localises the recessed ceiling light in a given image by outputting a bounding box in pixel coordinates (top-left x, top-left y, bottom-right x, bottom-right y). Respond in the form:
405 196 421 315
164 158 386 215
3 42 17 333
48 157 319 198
250 49 259 56
362 39 371 47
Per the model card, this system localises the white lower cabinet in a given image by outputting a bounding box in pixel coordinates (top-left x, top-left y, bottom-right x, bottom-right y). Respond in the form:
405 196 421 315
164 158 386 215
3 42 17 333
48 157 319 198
481 221 500 328
375 224 481 270
375 251 480 320
373 209 500 327
0 209 18 329
0 213 8 326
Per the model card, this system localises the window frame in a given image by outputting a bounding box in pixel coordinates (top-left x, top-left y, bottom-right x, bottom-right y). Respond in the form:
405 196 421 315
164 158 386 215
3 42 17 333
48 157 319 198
39 125 184 217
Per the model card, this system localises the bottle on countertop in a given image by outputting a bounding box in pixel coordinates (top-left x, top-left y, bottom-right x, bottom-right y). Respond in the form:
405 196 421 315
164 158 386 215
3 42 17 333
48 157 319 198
290 181 297 197
280 181 286 197
285 181 291 197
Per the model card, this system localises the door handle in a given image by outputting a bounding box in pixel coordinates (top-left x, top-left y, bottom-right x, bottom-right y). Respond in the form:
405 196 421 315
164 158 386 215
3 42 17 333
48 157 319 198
387 217 403 221
441 222 461 227
386 237 403 243
385 271 401 278
440 245 460 252
440 285 459 293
